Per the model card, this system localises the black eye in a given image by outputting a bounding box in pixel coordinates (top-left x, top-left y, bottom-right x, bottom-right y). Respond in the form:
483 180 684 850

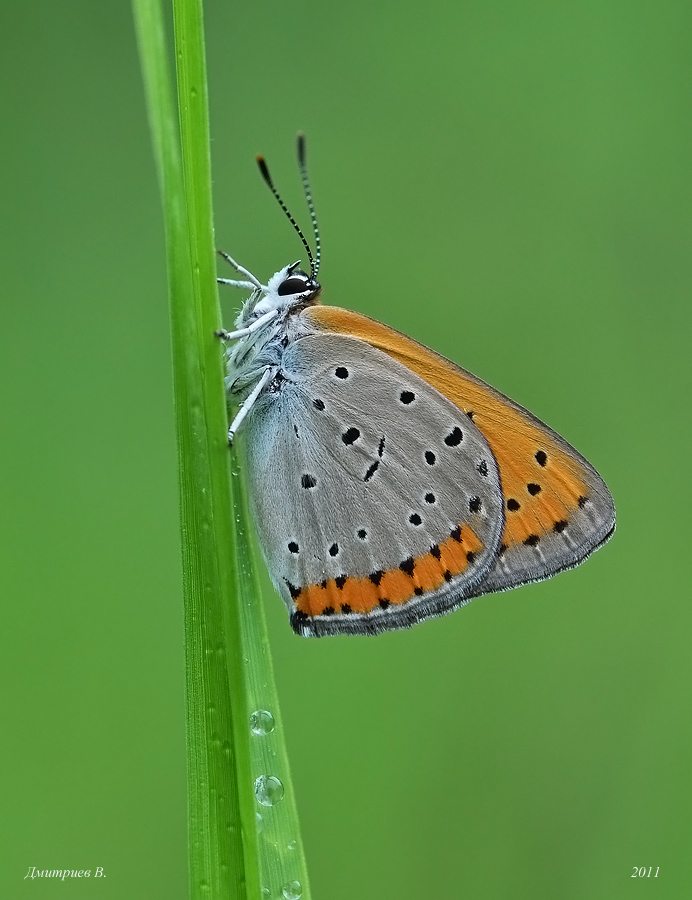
278 276 311 296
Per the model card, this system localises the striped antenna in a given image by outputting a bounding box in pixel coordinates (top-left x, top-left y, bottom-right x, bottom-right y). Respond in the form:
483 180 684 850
256 155 316 276
296 133 321 277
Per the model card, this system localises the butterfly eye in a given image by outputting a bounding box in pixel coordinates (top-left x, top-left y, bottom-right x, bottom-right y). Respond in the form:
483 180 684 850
277 275 313 296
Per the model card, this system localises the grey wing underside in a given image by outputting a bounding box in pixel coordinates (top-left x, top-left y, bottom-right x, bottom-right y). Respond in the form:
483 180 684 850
243 333 506 635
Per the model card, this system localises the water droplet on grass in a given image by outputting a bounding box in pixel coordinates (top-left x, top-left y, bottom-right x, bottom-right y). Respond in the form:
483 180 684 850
282 881 302 900
250 709 275 735
254 775 284 806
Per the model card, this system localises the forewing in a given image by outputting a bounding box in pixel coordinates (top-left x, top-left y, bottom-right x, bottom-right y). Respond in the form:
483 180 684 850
306 306 616 596
244 333 505 636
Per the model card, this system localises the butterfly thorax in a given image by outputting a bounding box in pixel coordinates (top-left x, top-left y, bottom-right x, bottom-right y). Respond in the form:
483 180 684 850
224 263 322 398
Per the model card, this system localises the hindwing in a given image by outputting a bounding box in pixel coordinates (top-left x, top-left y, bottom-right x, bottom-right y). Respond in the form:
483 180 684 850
244 332 506 636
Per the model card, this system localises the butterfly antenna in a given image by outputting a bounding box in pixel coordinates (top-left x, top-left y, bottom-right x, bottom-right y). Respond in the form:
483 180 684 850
296 133 321 278
256 154 315 276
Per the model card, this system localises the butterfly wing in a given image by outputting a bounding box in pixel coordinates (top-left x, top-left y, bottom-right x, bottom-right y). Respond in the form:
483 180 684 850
305 306 616 597
243 332 506 636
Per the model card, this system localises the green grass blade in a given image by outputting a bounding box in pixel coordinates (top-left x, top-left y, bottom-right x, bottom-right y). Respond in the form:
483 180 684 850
132 0 257 897
133 1 312 898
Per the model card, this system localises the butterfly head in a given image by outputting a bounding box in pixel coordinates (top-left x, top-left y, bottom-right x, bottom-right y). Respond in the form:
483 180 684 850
270 262 321 300
275 266 320 298
247 261 321 317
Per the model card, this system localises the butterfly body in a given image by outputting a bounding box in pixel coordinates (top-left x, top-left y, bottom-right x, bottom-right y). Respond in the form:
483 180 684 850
218 137 615 637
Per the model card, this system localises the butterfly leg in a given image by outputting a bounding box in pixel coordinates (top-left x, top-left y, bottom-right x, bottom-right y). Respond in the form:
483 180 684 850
217 277 257 290
226 366 275 444
215 308 279 342
216 249 264 289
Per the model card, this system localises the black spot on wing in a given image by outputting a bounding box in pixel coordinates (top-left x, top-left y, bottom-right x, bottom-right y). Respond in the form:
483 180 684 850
285 580 301 600
400 558 415 576
364 460 380 481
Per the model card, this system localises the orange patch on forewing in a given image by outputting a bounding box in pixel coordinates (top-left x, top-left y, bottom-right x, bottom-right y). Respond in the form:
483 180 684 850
306 306 590 552
293 523 484 618
503 491 571 545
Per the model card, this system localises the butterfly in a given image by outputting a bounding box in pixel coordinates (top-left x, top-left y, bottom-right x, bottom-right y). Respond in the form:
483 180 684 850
216 134 615 637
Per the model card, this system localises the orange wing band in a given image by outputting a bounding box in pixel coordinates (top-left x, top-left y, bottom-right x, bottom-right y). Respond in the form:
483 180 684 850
294 524 484 617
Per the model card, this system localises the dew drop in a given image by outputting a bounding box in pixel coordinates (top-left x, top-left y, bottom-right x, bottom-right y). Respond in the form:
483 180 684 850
282 881 303 900
261 888 271 898
287 839 297 851
250 709 275 736
254 775 285 806
256 812 264 833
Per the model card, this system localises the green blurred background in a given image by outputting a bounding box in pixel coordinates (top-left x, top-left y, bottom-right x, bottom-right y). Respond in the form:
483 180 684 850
2 0 690 897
